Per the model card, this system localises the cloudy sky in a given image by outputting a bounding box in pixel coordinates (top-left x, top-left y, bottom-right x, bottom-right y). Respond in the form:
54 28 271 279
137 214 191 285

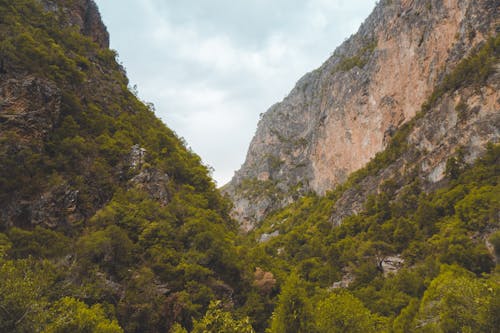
93 0 376 185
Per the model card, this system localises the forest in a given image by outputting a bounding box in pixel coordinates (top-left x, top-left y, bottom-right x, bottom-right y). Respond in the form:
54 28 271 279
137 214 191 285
0 0 499 332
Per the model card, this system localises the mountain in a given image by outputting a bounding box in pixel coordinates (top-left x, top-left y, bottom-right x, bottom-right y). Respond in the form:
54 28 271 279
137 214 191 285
1 0 499 332
224 0 499 231
220 0 499 331
0 1 250 332
245 38 500 331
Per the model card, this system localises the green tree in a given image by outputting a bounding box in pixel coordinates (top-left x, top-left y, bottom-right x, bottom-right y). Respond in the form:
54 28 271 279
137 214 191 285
414 265 494 332
76 225 135 278
489 230 500 257
43 297 123 333
191 300 254 333
117 267 165 333
313 290 386 333
455 185 500 231
0 233 11 258
392 299 420 333
0 258 51 332
8 227 70 259
169 323 188 333
268 273 313 333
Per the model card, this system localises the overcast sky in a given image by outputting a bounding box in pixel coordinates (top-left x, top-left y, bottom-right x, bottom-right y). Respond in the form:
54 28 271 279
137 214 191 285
93 0 376 186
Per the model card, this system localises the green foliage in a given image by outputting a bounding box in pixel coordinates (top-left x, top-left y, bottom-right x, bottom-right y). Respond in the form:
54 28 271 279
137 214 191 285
117 267 166 333
8 227 70 259
0 133 46 203
1 1 499 332
237 178 282 200
0 233 12 258
336 39 378 72
170 323 188 333
428 220 494 275
392 299 420 333
43 297 123 333
445 150 466 181
251 143 499 331
0 0 93 85
191 300 255 333
268 273 313 333
455 99 469 122
455 185 500 231
313 291 387 333
490 231 500 257
0 1 243 332
414 265 497 332
0 257 54 332
77 225 136 279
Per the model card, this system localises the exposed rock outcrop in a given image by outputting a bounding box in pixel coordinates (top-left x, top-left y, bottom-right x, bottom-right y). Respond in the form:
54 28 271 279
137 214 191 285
224 0 500 230
129 145 171 206
41 0 109 48
76 0 110 49
0 76 61 143
330 59 500 226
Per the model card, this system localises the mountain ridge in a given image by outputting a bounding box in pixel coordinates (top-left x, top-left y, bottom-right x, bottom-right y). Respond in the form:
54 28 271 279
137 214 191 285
0 1 499 332
224 0 499 231
0 1 249 331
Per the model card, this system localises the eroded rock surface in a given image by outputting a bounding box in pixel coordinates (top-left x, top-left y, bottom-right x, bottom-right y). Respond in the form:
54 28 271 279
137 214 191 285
224 0 499 230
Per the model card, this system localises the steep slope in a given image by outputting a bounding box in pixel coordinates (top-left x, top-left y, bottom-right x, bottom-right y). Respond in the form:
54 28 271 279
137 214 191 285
245 34 500 332
0 1 250 332
1 1 499 332
224 0 499 230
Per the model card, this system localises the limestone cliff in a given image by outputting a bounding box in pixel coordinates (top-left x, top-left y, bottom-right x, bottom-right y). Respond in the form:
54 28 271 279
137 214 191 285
224 0 499 231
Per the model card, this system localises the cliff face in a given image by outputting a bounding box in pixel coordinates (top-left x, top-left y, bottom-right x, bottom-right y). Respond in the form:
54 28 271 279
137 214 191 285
224 0 500 231
330 60 500 226
41 0 109 48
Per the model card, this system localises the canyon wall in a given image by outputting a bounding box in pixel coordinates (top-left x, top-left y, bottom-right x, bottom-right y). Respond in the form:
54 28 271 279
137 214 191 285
224 0 499 230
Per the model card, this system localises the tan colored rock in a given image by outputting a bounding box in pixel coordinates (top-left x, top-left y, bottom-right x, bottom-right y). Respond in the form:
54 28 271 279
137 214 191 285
224 0 499 230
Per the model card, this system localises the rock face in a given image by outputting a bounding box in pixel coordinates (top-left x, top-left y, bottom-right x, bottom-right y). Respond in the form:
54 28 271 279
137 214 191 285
129 145 171 206
0 76 61 143
330 73 500 226
224 0 499 231
76 0 110 49
41 0 109 48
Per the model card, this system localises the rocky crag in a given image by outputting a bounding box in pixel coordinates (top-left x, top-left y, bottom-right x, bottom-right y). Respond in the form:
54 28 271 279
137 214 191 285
224 0 500 231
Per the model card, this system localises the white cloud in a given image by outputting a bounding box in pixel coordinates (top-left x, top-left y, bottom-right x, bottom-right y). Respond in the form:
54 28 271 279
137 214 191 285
94 0 376 185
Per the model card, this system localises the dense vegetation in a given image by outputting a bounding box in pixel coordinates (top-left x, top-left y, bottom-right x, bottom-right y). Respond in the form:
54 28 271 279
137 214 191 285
241 33 500 332
0 1 252 332
247 142 499 332
0 1 498 332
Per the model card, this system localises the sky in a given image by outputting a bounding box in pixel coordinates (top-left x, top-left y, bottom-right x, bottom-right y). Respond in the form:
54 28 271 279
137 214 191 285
93 0 376 186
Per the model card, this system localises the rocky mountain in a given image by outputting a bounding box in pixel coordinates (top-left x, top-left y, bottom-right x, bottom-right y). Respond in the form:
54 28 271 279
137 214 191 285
224 0 500 231
0 0 111 227
0 1 249 332
1 0 499 332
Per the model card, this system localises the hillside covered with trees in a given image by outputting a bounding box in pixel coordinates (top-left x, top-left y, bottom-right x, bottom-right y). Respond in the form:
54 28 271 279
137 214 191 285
0 0 499 332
